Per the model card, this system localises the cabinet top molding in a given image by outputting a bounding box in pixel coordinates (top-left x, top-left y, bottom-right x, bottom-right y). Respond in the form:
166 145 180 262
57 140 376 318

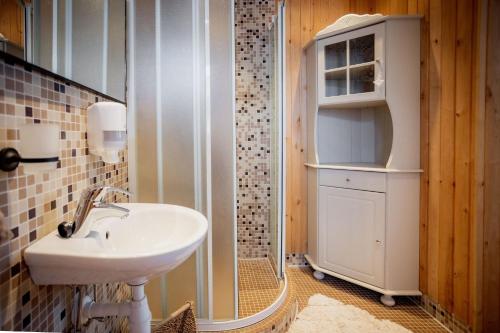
315 14 422 41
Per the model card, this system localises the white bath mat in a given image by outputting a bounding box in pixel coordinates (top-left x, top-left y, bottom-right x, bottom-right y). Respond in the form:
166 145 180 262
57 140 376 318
288 294 413 333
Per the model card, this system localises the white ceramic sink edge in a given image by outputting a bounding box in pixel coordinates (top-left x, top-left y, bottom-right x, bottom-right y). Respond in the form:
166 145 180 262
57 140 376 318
24 203 208 285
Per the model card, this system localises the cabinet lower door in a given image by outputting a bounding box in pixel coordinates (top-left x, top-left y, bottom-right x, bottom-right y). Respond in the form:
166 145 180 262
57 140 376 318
318 186 385 288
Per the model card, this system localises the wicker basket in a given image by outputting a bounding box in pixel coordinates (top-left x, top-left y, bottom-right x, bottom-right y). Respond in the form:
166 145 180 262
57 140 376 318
152 301 197 333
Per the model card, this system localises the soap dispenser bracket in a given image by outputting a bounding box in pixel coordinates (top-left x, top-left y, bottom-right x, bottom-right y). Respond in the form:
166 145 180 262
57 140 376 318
0 147 59 172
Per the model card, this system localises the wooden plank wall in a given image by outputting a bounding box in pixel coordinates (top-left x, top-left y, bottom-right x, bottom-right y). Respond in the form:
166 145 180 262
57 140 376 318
0 0 24 48
482 0 500 330
285 0 363 255
284 0 482 328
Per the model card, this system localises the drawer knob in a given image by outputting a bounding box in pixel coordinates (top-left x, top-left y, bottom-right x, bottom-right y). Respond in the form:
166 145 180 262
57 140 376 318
345 178 350 182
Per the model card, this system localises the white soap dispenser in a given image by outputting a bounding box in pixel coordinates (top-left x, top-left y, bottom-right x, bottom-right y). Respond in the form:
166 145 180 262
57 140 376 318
87 102 127 164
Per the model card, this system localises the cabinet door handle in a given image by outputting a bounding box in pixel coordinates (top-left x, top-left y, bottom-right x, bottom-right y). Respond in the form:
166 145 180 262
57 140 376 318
373 58 384 87
376 239 383 245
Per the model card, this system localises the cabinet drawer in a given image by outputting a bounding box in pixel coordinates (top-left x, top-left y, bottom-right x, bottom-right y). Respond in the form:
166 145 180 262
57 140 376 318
319 169 386 192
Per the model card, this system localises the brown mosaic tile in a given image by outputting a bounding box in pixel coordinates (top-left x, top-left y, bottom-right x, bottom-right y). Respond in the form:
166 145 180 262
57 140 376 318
413 295 471 333
239 258 279 291
202 271 297 333
239 258 281 318
0 58 129 332
288 267 450 333
204 267 461 333
206 267 454 333
283 255 469 333
235 0 276 259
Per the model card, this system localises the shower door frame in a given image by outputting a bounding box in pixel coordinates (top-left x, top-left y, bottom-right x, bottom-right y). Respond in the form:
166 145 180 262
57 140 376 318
127 0 286 328
268 0 286 280
277 0 286 280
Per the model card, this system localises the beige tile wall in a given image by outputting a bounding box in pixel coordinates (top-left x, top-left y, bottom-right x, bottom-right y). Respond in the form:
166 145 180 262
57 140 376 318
0 57 129 332
235 0 275 259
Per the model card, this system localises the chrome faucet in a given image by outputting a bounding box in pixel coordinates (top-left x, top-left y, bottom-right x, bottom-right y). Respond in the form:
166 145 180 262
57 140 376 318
58 186 132 238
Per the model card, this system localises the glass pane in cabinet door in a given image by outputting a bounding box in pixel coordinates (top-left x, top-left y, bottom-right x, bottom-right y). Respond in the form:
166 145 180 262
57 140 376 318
349 34 374 65
350 65 374 94
325 69 347 96
325 41 347 69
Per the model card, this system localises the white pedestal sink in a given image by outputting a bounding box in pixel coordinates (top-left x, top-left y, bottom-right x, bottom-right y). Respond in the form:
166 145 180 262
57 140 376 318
24 203 208 333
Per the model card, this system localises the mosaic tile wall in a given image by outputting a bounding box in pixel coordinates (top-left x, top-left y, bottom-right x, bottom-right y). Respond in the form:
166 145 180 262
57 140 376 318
235 0 275 258
412 295 472 333
285 253 309 267
0 57 129 332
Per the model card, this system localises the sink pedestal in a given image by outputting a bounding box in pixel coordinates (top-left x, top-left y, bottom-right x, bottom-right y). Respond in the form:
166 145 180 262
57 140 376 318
82 283 152 333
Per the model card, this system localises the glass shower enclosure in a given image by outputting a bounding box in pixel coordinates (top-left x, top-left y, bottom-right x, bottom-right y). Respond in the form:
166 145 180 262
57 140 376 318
127 0 285 326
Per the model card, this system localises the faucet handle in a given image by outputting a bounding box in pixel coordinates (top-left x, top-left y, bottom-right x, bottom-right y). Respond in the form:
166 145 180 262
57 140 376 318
93 186 132 204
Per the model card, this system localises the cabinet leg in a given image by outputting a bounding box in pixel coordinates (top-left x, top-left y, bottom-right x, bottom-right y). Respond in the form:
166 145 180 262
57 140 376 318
313 270 325 280
380 295 396 307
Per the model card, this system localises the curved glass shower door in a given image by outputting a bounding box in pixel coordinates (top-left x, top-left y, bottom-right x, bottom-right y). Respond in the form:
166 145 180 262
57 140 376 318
128 0 285 326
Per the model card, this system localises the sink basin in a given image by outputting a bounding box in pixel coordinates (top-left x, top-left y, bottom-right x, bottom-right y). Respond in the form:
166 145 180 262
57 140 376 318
24 203 208 285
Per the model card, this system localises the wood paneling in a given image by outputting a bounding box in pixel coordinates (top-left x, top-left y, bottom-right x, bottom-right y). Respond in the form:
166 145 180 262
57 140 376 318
427 0 441 302
470 1 486 330
437 0 456 312
453 0 474 320
417 0 430 297
284 0 307 253
284 0 484 328
0 0 24 48
284 0 375 255
482 0 500 330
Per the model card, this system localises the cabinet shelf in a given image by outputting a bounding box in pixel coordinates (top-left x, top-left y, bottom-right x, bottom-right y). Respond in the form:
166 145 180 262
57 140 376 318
314 162 386 169
348 61 376 69
305 162 423 173
316 105 393 167
325 67 347 79
323 60 376 77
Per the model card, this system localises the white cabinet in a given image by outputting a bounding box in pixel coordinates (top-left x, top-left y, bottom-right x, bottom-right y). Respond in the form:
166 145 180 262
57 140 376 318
317 23 385 106
319 186 385 288
305 14 422 307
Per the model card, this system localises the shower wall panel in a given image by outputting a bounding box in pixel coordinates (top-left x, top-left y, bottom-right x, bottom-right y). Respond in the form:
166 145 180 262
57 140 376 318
130 0 236 321
159 0 198 319
209 0 237 320
133 0 197 320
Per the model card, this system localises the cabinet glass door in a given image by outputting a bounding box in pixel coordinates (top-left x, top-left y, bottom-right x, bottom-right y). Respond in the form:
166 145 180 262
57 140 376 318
325 69 347 96
349 34 375 65
349 34 376 94
317 23 385 106
325 41 347 69
350 64 375 94
324 41 347 96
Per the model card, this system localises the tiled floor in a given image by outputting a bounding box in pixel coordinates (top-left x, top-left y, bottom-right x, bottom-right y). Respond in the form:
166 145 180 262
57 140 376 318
238 258 282 318
217 264 450 332
288 267 450 333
